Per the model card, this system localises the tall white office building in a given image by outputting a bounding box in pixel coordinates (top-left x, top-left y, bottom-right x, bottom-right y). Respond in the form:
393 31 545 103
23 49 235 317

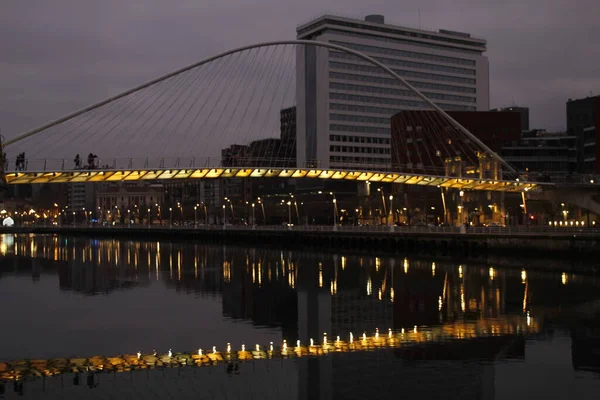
296 14 489 169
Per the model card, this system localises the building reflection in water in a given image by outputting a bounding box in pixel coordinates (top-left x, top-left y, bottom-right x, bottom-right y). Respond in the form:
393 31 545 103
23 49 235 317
1 233 600 399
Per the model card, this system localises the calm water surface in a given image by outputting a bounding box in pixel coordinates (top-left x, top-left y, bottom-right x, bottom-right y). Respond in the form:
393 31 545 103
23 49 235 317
0 233 599 399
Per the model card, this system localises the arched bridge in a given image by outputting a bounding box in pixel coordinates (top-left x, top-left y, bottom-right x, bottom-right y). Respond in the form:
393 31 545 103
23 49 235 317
0 40 553 193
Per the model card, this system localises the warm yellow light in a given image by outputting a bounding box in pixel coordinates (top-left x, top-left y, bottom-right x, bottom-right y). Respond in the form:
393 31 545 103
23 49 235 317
521 269 527 283
561 272 568 285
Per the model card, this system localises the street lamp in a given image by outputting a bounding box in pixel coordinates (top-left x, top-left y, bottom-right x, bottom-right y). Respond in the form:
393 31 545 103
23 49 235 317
258 198 266 224
127 209 131 227
377 188 387 225
222 204 226 228
287 201 292 228
251 203 255 229
332 198 338 231
194 206 198 227
169 207 172 227
147 208 151 227
388 195 393 227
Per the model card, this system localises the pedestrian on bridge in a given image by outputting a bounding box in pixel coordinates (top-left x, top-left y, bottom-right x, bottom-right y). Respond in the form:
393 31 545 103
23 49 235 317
74 154 81 169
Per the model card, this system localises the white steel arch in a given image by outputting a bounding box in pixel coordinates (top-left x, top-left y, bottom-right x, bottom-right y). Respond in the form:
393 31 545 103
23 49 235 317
4 40 516 174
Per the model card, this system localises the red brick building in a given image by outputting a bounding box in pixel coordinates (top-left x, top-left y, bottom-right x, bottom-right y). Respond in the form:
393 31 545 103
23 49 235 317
391 111 521 177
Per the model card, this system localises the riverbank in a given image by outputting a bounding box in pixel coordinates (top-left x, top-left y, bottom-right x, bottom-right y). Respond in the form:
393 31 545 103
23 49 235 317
2 225 599 259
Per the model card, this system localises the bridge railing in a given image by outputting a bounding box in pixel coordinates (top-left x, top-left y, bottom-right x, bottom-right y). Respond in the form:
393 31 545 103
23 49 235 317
3 156 451 177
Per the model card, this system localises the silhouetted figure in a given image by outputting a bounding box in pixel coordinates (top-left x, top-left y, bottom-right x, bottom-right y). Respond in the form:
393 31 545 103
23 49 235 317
86 372 97 388
87 153 94 169
74 154 80 169
73 373 80 386
15 153 24 171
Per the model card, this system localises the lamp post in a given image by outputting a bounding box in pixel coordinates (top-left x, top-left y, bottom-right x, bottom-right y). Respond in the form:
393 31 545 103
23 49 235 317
222 204 226 229
251 203 255 229
459 190 465 226
147 208 151 227
169 207 172 228
258 198 266 225
388 195 394 231
127 209 131 227
332 198 338 231
194 206 198 228
287 201 292 229
377 187 387 225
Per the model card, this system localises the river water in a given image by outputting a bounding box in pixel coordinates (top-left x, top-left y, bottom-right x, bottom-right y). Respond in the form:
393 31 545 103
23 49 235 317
0 233 599 399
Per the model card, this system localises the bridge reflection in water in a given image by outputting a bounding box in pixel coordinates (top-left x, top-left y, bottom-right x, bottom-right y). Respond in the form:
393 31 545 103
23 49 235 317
1 233 599 398
0 316 537 382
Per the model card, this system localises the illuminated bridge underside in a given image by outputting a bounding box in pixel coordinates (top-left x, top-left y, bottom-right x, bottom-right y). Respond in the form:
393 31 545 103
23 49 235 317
0 316 538 381
5 167 541 192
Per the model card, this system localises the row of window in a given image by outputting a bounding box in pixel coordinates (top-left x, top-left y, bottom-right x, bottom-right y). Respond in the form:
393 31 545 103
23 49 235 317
330 113 390 125
331 101 398 116
325 29 484 55
330 155 390 164
330 124 390 134
329 134 391 145
330 145 391 154
329 40 477 67
329 61 476 85
330 93 476 111
329 50 475 76
329 82 476 103
330 71 476 94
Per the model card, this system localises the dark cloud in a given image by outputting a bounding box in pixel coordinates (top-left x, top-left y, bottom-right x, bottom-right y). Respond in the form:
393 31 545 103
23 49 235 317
1 0 598 150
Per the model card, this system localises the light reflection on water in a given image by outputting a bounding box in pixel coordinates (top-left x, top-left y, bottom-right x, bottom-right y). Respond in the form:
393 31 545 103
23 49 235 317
0 233 599 399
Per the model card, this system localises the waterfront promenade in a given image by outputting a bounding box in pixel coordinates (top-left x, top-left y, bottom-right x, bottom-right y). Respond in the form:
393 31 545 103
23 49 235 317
3 223 600 257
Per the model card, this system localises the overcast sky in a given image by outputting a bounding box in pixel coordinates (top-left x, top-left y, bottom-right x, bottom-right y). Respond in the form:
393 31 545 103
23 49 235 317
1 0 599 143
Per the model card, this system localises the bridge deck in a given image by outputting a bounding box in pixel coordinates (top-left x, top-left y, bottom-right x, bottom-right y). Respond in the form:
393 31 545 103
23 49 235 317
4 167 541 192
